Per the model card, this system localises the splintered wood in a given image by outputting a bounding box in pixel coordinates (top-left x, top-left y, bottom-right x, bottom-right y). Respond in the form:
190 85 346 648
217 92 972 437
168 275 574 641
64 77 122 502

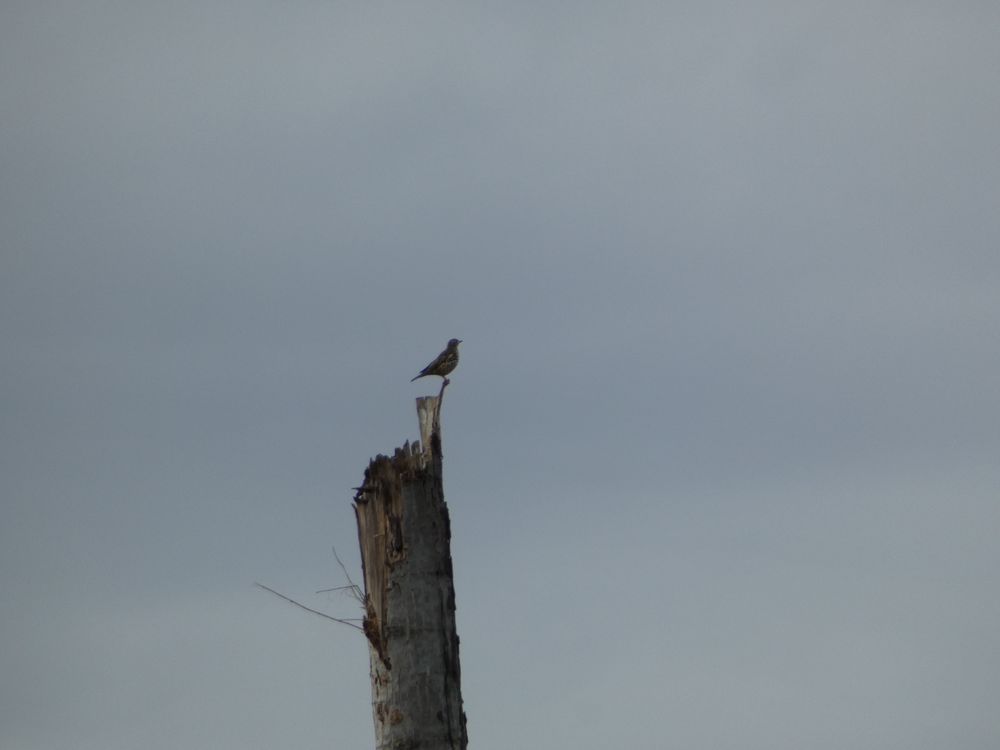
352 395 467 750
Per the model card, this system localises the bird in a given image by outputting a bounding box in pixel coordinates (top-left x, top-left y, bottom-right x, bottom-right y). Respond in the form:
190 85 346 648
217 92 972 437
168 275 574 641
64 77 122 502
411 338 462 382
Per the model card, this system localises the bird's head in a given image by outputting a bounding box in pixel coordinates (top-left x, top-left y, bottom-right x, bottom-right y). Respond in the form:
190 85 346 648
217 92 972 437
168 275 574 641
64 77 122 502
448 338 462 348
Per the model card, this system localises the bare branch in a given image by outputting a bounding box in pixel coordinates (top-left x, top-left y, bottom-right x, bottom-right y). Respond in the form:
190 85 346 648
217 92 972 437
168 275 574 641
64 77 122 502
331 545 364 603
255 582 364 631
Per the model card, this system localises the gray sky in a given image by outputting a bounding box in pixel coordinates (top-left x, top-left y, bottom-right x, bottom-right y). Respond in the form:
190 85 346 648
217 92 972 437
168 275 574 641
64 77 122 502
2 2 999 748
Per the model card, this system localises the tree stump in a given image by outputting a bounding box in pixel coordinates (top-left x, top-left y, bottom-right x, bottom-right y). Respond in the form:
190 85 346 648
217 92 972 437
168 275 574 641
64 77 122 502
353 395 467 750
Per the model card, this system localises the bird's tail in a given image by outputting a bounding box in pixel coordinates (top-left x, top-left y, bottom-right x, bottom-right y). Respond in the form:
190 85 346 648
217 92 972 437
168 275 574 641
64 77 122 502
410 373 422 382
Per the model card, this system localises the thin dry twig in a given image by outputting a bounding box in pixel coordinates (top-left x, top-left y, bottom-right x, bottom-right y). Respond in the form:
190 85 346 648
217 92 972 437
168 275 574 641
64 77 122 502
331 545 364 603
255 582 364 631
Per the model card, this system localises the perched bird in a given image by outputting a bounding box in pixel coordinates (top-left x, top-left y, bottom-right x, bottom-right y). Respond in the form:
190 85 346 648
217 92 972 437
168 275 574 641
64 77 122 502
411 338 462 382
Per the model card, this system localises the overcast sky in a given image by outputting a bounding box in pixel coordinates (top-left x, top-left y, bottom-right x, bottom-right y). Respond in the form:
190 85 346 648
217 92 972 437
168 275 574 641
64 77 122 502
2 2 999 748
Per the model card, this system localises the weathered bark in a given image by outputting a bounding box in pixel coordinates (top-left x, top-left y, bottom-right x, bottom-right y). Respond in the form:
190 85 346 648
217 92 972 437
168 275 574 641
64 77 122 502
353 392 467 750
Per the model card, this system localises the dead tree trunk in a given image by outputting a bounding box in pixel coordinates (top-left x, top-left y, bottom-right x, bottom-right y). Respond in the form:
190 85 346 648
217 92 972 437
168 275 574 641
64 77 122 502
353 390 467 750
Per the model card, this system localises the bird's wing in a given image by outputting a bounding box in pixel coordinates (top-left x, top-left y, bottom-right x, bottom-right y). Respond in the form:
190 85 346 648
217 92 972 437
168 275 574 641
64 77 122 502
411 355 437 380
424 352 446 371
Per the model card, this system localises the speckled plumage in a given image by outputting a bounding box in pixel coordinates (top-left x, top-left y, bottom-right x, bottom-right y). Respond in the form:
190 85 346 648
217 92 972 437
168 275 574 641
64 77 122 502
411 338 462 381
